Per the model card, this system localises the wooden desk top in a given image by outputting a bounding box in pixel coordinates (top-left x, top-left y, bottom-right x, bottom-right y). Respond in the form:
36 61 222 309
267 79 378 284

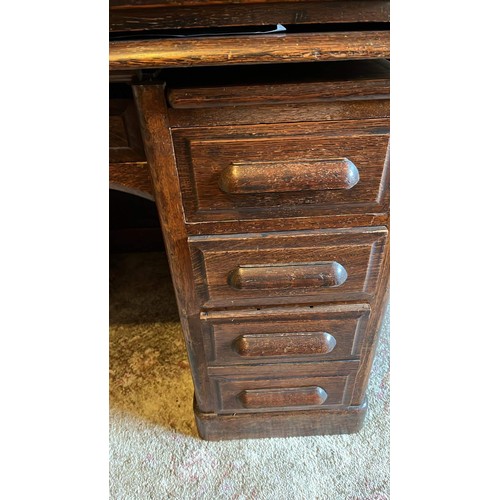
110 0 389 70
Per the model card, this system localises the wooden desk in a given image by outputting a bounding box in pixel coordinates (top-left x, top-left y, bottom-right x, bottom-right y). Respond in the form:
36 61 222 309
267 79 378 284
109 0 390 440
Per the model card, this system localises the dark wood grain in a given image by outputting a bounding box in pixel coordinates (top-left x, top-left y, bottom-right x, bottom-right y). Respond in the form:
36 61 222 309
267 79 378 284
209 359 359 413
110 1 389 32
172 119 389 222
228 262 348 290
168 99 389 128
239 386 327 409
109 161 154 200
185 213 389 236
109 99 145 163
112 40 391 439
189 227 387 308
200 303 371 365
109 31 390 70
168 82 389 108
218 159 359 195
133 84 214 412
350 236 390 405
167 64 389 108
195 399 367 440
233 332 336 358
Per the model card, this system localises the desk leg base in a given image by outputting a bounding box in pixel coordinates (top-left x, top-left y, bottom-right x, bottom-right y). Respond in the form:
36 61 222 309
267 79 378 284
194 399 368 441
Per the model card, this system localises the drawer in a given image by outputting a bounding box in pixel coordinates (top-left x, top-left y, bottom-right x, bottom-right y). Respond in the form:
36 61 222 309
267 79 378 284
189 227 387 308
208 360 359 414
172 119 389 222
201 304 370 366
167 60 390 109
109 99 146 163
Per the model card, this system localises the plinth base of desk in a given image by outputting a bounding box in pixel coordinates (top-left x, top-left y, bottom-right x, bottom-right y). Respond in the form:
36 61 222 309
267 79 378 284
194 399 368 441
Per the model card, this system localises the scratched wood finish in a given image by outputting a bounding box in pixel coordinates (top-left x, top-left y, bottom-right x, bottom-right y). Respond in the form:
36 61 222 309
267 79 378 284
200 304 371 366
133 84 214 412
350 237 390 406
185 212 389 236
189 227 387 308
109 31 390 70
110 1 389 32
218 159 359 194
239 386 327 409
172 119 389 222
228 261 348 290
195 400 367 440
234 333 336 358
168 83 389 109
110 32 391 437
167 59 389 108
209 359 359 413
109 161 154 200
169 99 389 128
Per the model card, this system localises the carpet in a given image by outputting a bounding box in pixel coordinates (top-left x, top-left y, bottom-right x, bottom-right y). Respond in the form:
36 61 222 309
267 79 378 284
110 252 390 499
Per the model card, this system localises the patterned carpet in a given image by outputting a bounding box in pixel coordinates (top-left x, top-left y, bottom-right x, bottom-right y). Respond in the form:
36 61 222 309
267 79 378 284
109 252 390 499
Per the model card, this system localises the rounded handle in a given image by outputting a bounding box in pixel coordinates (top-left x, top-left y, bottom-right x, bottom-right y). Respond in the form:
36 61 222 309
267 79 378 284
218 159 359 194
238 386 328 409
233 332 336 357
228 262 348 290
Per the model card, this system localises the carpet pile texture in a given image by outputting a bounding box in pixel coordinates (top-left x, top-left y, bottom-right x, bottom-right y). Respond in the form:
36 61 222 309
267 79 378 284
110 252 390 499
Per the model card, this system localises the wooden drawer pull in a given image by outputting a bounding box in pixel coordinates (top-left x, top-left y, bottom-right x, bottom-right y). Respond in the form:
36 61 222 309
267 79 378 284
228 262 348 290
218 159 360 194
238 386 327 409
233 332 336 357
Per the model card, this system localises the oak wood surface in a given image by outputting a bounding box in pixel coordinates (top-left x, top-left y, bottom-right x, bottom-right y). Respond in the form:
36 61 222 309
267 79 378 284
350 237 390 405
185 213 389 236
218 159 359 194
189 227 387 308
227 261 348 291
239 386 327 409
168 99 389 128
110 1 389 32
109 31 390 70
109 161 154 200
234 333 336 358
109 99 146 163
115 46 391 439
210 359 359 413
133 84 214 412
172 119 389 222
168 82 389 108
167 59 389 108
195 400 367 440
200 303 371 366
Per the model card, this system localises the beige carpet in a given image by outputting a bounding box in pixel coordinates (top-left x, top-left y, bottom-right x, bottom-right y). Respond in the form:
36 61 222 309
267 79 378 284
110 252 390 499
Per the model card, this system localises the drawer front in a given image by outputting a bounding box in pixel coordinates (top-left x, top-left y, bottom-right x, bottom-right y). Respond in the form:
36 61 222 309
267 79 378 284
109 99 146 163
189 227 387 308
172 119 389 222
201 304 370 366
209 360 359 414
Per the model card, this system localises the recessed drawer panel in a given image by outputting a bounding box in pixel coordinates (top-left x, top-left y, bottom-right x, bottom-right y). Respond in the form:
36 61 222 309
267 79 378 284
201 304 371 366
189 227 387 308
208 360 359 414
172 119 389 222
109 99 146 163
